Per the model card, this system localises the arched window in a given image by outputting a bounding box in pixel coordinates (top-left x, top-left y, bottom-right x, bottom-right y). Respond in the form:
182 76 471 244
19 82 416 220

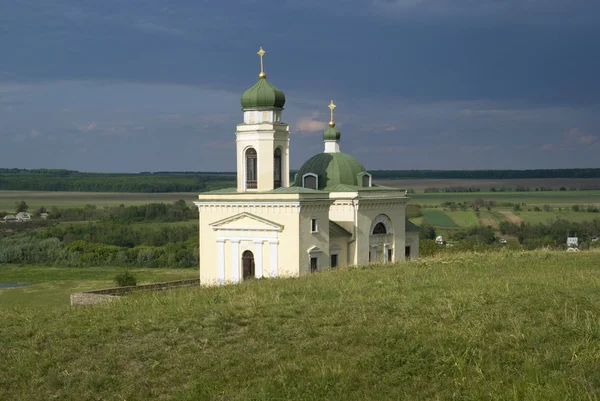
373 222 387 235
274 148 282 189
358 172 372 187
362 174 371 187
302 173 318 189
246 148 257 189
242 250 255 279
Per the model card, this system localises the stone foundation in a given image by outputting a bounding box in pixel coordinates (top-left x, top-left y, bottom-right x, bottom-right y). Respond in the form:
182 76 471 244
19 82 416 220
70 279 200 306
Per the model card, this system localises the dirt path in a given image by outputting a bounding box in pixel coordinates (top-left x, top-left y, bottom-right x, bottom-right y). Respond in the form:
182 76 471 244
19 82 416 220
498 211 524 224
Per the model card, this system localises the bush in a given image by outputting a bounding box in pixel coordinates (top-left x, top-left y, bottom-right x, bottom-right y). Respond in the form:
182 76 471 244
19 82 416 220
114 272 137 287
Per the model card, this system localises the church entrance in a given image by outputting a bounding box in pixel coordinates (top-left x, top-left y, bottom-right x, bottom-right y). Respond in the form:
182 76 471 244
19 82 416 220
242 250 255 279
369 215 394 264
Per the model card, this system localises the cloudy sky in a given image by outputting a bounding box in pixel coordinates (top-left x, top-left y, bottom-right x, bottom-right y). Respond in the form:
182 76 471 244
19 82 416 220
1 0 599 172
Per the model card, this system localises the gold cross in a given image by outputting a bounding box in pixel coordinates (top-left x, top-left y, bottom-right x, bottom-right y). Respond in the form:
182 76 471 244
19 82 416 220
257 46 266 78
328 100 336 125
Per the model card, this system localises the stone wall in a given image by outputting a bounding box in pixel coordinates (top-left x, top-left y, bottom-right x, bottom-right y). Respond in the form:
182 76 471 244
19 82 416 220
70 279 200 306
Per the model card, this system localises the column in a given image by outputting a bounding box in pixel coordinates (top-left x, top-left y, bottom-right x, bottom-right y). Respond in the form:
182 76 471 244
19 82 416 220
231 240 240 283
382 244 388 263
269 240 278 278
371 247 377 263
217 239 225 284
254 240 263 279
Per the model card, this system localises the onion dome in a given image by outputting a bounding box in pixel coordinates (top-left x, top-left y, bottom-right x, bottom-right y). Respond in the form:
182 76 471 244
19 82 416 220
240 77 286 109
240 46 286 109
323 126 341 141
293 152 367 190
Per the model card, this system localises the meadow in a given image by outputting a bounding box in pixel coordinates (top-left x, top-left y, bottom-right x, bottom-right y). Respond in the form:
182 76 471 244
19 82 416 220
0 266 197 309
2 251 600 400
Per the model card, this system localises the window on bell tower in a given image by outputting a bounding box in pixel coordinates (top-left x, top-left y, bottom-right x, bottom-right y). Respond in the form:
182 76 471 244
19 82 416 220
262 111 269 122
245 148 257 189
274 148 282 189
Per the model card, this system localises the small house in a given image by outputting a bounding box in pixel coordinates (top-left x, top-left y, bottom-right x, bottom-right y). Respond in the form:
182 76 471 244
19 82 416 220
16 212 32 222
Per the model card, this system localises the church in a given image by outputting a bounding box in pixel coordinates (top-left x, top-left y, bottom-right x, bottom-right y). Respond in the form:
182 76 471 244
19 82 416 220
195 47 419 286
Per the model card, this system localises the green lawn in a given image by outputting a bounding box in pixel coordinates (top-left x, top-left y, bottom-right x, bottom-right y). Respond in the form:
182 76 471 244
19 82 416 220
421 209 458 227
0 266 197 309
2 252 600 400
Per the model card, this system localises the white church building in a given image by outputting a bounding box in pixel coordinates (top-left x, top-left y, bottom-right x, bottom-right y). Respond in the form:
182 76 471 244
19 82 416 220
195 47 419 286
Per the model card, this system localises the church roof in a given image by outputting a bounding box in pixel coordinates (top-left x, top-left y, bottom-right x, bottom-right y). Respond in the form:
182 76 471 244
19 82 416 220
293 152 367 190
330 221 352 237
200 186 328 196
405 219 421 232
324 183 403 192
241 77 286 109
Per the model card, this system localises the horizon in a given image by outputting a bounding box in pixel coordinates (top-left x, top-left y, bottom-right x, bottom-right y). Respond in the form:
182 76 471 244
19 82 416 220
1 1 599 172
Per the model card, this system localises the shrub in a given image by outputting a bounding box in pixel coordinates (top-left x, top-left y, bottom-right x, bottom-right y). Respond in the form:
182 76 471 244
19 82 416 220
114 271 137 287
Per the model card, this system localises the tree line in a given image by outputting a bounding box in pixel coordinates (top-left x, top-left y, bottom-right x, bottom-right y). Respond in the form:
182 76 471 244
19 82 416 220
2 168 600 193
1 200 198 222
0 201 199 268
369 168 600 179
0 169 234 192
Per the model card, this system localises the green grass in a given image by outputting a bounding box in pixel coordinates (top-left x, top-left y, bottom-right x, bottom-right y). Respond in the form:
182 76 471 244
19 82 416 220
517 210 600 224
2 252 600 400
443 210 479 227
0 266 197 309
422 209 458 227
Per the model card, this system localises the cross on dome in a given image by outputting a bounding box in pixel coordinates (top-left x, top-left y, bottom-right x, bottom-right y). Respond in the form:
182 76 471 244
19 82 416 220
257 46 267 79
328 100 336 127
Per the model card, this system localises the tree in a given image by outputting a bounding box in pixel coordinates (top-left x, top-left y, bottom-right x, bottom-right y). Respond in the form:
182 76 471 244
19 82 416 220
15 201 29 213
420 223 436 240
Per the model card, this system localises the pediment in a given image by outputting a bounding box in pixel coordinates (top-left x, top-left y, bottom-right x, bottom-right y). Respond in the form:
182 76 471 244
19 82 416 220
210 212 283 232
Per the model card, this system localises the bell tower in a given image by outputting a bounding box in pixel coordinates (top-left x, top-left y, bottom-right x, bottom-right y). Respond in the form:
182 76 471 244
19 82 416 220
236 47 290 192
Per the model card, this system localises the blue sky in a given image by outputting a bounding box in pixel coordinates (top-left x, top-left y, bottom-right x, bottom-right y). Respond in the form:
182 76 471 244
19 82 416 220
1 0 599 172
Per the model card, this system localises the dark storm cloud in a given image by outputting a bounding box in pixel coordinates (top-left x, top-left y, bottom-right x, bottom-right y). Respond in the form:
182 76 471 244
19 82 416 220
0 0 598 171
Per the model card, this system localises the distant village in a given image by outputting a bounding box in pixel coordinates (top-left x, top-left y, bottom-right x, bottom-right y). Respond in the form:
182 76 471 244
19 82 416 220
0 212 48 223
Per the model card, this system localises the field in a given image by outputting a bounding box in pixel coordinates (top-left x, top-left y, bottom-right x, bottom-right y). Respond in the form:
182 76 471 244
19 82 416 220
413 207 600 233
2 251 600 400
421 210 458 227
376 177 600 191
2 184 600 235
0 266 197 309
0 191 198 211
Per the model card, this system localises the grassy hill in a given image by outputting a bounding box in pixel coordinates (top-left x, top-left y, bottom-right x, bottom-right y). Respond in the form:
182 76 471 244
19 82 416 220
2 251 600 400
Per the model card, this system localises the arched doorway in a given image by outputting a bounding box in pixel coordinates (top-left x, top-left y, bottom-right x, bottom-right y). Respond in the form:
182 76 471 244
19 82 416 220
369 215 394 263
242 250 255 279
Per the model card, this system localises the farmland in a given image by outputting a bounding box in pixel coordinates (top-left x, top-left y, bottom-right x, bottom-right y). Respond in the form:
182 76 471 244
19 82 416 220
2 251 600 400
2 179 600 233
0 191 198 211
376 177 600 192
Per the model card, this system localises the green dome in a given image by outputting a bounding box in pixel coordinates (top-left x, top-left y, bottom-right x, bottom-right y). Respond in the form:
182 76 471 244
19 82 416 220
323 126 341 141
241 77 286 109
293 152 367 190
